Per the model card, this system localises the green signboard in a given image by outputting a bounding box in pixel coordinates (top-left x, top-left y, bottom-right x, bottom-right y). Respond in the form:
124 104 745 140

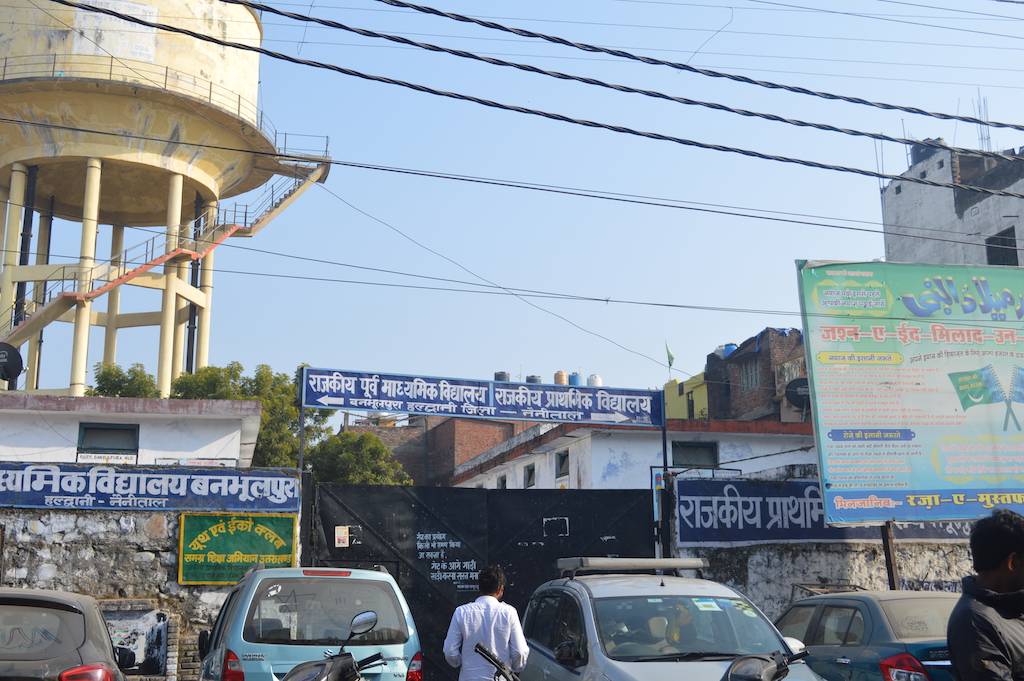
178 513 297 585
797 260 1024 526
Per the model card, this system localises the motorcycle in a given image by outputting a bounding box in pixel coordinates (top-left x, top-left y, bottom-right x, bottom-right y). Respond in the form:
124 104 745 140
282 611 386 681
474 643 520 681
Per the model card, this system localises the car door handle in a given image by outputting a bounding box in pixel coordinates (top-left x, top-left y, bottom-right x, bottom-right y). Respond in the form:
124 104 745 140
835 657 851 665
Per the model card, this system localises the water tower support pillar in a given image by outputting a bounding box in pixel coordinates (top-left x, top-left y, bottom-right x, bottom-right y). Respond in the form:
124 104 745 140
196 200 217 369
157 173 184 397
25 202 53 391
0 164 26 390
171 216 188 380
0 185 9 258
102 224 125 366
68 158 102 397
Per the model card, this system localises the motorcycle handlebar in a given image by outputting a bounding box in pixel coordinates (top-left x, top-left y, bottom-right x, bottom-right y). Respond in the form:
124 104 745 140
357 652 384 670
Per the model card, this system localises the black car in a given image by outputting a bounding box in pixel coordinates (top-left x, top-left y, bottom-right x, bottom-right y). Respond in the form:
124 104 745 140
0 588 135 681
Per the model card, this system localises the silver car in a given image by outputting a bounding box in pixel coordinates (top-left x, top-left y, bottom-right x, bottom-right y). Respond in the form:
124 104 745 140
519 558 823 681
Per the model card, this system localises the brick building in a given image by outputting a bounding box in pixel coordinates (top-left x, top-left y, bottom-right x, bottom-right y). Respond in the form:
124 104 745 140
346 415 537 485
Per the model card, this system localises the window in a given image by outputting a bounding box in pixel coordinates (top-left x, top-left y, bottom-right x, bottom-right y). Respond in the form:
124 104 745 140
880 597 957 641
845 610 866 646
78 423 139 456
938 159 945 169
523 464 536 489
987 227 1019 267
551 594 588 665
672 442 719 469
555 451 570 479
739 359 760 390
809 606 858 646
497 475 507 490
894 185 902 194
686 391 695 420
243 578 409 646
0 601 85 661
524 593 561 648
775 605 816 642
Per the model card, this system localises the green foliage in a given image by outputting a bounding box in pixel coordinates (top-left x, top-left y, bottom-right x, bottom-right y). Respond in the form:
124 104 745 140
87 363 160 398
308 431 412 486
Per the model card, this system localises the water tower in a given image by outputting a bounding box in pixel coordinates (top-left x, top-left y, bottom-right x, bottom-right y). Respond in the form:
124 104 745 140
0 0 330 396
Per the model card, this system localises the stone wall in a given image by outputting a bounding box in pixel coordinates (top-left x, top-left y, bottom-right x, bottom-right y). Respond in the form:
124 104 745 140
0 510 228 681
678 540 971 620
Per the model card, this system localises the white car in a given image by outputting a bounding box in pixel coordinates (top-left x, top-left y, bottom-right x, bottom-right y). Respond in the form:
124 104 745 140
519 558 823 681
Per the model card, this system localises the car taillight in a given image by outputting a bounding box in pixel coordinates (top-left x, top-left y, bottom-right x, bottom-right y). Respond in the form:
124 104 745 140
224 649 245 681
406 652 423 681
881 654 930 681
59 664 116 681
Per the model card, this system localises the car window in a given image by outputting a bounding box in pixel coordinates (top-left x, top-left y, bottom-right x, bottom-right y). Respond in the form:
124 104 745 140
243 578 409 646
845 611 866 646
551 595 587 663
592 595 785 662
524 594 561 650
880 598 957 640
776 606 816 642
209 590 239 651
0 600 86 661
811 607 856 646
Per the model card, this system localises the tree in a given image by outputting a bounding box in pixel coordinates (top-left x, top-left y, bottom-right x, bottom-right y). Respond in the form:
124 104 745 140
88 363 159 398
308 431 412 486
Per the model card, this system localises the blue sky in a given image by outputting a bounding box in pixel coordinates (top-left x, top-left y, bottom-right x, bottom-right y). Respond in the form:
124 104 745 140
35 0 1024 391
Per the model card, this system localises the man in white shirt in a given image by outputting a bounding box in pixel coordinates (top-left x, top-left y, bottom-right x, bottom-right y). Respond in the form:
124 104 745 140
443 565 529 681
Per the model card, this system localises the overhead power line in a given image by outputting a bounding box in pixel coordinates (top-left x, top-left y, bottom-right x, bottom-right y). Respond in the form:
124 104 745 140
369 0 1024 134
746 0 1024 40
1 113 1022 253
40 1 1024 200
868 0 1024 20
225 0 1024 164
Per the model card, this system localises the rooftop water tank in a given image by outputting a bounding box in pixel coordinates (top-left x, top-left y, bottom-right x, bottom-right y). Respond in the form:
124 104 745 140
494 371 510 382
587 374 603 387
569 372 582 386
554 370 569 385
526 375 542 384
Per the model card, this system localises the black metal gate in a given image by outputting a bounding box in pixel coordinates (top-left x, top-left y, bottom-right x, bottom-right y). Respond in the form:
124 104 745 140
310 485 653 681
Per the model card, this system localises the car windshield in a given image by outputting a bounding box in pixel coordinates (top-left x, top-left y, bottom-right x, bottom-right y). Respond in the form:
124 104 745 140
880 598 957 640
593 596 785 662
0 602 86 662
243 578 409 646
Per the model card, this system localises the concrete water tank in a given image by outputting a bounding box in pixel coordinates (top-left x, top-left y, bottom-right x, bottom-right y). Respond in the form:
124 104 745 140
554 370 569 385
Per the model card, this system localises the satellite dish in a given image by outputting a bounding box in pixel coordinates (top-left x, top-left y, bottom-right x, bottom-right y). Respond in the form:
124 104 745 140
0 342 24 382
785 378 811 409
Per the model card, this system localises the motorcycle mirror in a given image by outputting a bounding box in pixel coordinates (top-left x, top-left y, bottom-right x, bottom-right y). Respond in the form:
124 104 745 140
726 653 790 681
349 611 378 637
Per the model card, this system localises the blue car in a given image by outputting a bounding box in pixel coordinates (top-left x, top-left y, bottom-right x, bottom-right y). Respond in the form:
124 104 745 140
198 567 422 681
775 591 957 681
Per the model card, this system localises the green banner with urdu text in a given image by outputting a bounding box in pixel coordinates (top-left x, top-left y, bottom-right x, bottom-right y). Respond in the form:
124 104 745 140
178 513 297 585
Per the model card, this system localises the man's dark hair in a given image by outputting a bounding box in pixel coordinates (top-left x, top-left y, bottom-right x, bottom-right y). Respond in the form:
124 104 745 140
971 509 1024 571
478 565 506 595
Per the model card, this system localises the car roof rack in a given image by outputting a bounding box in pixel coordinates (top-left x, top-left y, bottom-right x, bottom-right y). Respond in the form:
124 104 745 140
557 557 708 579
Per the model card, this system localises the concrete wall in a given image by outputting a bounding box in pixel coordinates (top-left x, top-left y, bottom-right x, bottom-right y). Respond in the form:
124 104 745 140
0 411 244 465
0 509 228 681
679 541 970 620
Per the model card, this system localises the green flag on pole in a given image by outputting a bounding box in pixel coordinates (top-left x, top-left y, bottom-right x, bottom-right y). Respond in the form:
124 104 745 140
666 343 675 369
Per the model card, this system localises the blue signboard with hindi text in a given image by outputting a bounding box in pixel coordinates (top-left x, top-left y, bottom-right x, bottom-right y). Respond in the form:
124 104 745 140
302 368 664 426
0 463 300 512
677 479 973 546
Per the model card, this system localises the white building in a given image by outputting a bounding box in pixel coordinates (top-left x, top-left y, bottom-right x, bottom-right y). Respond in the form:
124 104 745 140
453 420 816 490
0 393 261 466
883 142 1024 265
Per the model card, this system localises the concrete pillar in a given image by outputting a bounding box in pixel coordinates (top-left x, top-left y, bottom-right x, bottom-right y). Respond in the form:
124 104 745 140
68 158 102 397
196 200 217 369
157 173 183 397
102 224 125 366
0 185 9 272
0 164 28 329
25 206 53 390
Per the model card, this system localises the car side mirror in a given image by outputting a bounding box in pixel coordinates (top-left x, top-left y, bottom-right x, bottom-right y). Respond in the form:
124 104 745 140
115 646 136 671
198 630 211 659
349 610 378 636
784 638 806 656
554 640 582 668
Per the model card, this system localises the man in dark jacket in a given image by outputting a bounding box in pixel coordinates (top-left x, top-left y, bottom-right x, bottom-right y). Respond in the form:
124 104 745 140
949 509 1024 681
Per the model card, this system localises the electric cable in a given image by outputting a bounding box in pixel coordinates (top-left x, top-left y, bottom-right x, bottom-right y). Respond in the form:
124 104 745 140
369 0 1024 134
223 0 1024 164
40 0 1024 201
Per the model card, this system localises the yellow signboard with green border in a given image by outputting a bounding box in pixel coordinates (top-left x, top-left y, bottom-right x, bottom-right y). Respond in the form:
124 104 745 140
178 512 297 585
